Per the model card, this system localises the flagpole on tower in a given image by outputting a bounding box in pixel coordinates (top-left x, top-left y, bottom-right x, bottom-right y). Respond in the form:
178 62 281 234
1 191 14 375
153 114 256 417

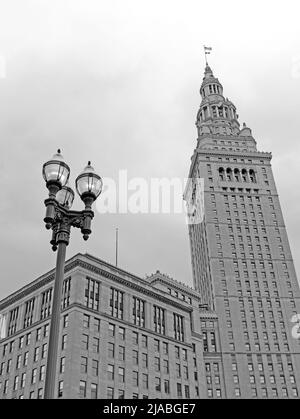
203 45 212 65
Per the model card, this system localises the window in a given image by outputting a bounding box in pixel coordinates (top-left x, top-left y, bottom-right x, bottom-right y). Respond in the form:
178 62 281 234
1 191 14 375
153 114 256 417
164 380 170 394
119 327 125 341
21 372 26 389
107 387 114 399
173 313 185 341
94 318 100 332
153 306 166 335
133 371 139 387
108 342 115 358
133 350 138 365
142 373 148 389
109 288 124 319
62 277 71 309
142 353 148 369
81 357 88 374
85 277 100 311
119 346 125 361
155 377 161 392
93 337 100 353
163 359 169 374
177 383 182 397
8 307 19 336
154 357 160 372
108 323 115 337
92 360 99 377
81 334 88 350
23 298 35 328
31 368 37 384
141 335 148 348
91 383 98 399
40 343 47 360
133 297 146 327
132 331 139 345
39 365 45 381
63 314 69 328
83 314 90 328
60 357 65 374
118 367 125 383
40 288 52 320
79 380 87 398
13 376 19 391
107 364 114 380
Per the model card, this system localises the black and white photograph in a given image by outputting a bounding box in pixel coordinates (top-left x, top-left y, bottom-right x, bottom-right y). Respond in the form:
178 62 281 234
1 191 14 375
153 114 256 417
0 0 300 404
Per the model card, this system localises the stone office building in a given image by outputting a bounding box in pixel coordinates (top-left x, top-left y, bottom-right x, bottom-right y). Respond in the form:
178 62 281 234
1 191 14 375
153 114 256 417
0 253 223 399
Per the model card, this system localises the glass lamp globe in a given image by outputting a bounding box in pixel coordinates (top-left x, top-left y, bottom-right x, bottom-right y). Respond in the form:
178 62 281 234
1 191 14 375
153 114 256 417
42 149 70 189
56 183 75 209
75 161 102 201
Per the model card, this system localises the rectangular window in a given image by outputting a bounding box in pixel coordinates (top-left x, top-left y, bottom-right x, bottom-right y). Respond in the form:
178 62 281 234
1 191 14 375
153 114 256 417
91 383 98 399
83 314 90 328
93 337 100 353
108 342 115 358
110 288 124 319
8 307 19 336
60 357 65 374
119 346 125 361
142 373 148 390
57 381 64 399
80 357 88 374
107 387 114 399
40 288 52 320
61 277 71 309
153 306 166 335
79 380 87 398
92 360 99 377
23 298 35 328
84 277 100 311
133 297 146 327
39 365 45 381
81 334 88 351
107 364 114 380
118 367 125 383
133 371 139 387
173 313 185 342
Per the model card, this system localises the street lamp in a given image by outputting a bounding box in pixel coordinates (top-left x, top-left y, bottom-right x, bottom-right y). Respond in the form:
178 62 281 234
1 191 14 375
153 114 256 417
42 150 102 399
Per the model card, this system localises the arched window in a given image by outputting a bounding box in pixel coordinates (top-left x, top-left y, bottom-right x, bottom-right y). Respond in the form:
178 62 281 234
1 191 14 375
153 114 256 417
241 169 248 182
234 168 241 182
218 167 225 181
249 169 256 183
209 85 213 94
213 85 216 93
226 168 232 181
212 106 217 118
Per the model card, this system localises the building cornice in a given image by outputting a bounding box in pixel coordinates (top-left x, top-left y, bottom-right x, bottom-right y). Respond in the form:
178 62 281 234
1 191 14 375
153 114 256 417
0 254 195 313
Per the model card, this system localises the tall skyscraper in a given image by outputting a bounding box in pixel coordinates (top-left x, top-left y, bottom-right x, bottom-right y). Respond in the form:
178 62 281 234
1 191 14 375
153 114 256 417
185 64 300 398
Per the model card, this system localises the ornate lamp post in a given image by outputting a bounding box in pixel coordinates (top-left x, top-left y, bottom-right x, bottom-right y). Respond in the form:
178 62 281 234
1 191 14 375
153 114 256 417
42 149 102 399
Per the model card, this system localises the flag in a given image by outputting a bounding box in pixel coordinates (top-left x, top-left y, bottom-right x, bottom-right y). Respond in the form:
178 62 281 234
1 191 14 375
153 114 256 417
204 46 212 54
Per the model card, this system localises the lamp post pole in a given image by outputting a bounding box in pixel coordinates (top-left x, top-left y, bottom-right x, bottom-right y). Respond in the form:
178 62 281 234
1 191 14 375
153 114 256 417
42 150 102 399
44 240 67 399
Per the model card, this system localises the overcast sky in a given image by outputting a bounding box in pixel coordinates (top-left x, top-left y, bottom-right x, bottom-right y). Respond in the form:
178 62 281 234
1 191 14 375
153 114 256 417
0 0 300 300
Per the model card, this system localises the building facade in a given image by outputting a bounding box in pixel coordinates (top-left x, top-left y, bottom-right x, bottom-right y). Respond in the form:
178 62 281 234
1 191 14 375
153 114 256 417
185 64 300 398
0 253 222 399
